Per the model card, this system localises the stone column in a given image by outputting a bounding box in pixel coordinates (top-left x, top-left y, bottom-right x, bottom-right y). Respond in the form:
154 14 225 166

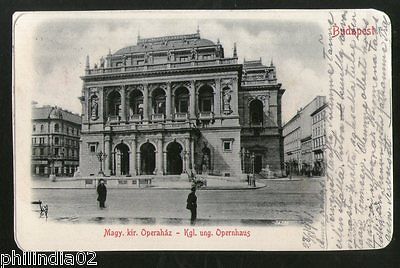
104 136 111 176
214 78 221 117
183 138 190 173
190 137 195 172
166 82 172 121
121 85 126 122
156 138 163 175
130 138 136 175
143 84 149 123
231 77 239 115
99 87 104 122
85 88 90 122
163 151 168 174
116 151 121 175
136 150 141 175
189 80 196 119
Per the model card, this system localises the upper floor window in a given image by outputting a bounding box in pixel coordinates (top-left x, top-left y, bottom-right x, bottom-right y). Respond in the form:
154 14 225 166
152 88 166 115
249 99 264 125
54 137 59 145
54 123 59 132
40 124 44 132
175 87 189 113
198 85 214 113
33 125 36 132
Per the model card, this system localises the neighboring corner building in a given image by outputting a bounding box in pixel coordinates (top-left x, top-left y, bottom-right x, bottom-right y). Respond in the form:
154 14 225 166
31 104 82 177
283 96 326 176
79 31 285 178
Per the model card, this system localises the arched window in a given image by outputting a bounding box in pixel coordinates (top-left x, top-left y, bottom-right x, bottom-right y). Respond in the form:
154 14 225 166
175 87 189 113
54 123 59 132
249 99 264 125
107 90 121 117
198 85 214 112
129 89 144 116
152 88 166 115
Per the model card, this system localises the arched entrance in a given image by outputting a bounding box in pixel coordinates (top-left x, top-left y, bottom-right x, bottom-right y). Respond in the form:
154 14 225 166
114 143 130 175
167 142 183 175
140 142 156 175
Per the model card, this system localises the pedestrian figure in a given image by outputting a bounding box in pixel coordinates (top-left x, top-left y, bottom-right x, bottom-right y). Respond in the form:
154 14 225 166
186 187 197 225
97 179 107 208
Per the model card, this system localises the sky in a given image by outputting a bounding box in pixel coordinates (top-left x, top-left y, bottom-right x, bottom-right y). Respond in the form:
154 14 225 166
15 11 327 123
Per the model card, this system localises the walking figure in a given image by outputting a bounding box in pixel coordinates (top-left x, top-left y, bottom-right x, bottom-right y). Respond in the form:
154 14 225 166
97 179 107 208
186 187 197 225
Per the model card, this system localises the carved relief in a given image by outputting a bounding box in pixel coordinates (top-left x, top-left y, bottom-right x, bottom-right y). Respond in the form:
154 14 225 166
221 78 233 87
172 81 191 90
248 94 271 115
195 80 215 90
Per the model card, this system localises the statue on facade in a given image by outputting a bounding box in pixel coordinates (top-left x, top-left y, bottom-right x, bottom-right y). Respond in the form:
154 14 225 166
100 57 105 68
222 88 232 114
91 95 99 120
167 50 172 61
191 48 197 60
144 52 149 63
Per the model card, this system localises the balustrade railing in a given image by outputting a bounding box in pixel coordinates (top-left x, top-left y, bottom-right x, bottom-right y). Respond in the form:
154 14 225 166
86 57 238 75
198 112 214 120
151 113 165 122
174 112 188 121
129 114 142 123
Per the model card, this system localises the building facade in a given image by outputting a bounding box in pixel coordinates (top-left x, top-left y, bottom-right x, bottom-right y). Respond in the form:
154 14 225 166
79 32 285 178
283 96 326 176
310 102 327 176
31 105 81 177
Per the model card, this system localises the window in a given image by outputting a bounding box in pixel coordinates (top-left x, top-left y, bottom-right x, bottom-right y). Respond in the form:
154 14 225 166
54 124 59 132
54 148 59 156
90 144 96 153
40 148 44 156
222 139 233 152
33 125 36 132
40 125 44 132
54 137 59 145
137 60 144 65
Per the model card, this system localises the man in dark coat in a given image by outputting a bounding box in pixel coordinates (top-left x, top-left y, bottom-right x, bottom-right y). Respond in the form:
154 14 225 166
186 187 197 225
97 179 107 208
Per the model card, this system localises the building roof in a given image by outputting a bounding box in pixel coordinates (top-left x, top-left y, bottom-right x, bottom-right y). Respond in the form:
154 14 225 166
32 106 81 125
113 33 216 55
310 103 328 117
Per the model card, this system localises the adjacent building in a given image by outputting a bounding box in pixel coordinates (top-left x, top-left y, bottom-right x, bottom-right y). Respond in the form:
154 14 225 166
283 96 326 176
79 32 285 178
310 102 327 176
31 105 82 177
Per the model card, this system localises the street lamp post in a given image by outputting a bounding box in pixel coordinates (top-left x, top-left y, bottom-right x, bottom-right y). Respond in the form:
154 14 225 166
96 151 108 176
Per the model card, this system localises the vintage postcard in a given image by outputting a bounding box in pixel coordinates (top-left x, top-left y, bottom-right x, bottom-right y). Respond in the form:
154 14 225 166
13 10 392 251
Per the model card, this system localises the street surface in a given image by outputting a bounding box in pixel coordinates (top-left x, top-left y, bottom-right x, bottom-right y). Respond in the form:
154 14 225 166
31 177 325 225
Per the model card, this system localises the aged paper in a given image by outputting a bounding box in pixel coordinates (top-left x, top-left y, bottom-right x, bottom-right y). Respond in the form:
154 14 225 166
13 10 392 251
